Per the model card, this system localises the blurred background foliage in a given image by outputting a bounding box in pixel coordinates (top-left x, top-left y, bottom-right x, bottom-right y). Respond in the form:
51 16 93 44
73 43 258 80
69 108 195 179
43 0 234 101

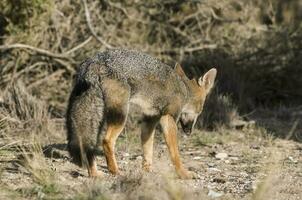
0 0 301 129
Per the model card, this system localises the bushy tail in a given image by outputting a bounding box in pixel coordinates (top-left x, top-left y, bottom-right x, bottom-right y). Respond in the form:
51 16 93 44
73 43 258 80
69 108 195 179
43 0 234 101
66 83 105 168
67 138 85 167
67 137 96 168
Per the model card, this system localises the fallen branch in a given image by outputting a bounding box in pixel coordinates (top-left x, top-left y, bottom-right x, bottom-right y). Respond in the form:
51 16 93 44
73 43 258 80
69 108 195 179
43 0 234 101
107 1 129 18
14 62 46 78
0 36 93 74
106 1 148 25
82 0 113 49
150 44 217 54
184 44 217 52
0 43 69 59
0 141 21 150
54 58 75 73
28 69 65 89
0 36 93 61
65 36 93 55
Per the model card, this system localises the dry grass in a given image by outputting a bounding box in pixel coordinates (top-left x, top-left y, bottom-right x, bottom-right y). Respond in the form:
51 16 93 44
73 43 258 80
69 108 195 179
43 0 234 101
1 0 301 111
0 82 62 199
0 67 300 200
0 82 51 137
0 0 301 199
252 148 282 200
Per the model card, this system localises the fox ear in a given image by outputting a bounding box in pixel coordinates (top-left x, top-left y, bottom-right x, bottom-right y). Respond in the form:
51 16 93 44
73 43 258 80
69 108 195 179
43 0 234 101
174 63 187 78
198 68 217 93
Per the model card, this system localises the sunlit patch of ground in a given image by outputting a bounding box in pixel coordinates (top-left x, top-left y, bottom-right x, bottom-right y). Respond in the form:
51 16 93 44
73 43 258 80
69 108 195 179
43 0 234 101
1 121 301 200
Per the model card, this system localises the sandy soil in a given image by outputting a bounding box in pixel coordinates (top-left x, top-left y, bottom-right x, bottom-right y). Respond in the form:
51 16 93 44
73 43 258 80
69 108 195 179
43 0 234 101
1 126 301 200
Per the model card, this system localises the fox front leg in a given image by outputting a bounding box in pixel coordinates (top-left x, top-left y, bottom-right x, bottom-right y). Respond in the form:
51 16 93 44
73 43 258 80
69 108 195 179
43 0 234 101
160 114 193 179
141 117 159 172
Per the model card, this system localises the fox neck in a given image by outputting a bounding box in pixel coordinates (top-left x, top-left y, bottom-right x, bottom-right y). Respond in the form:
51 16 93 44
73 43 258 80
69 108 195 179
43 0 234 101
178 75 196 103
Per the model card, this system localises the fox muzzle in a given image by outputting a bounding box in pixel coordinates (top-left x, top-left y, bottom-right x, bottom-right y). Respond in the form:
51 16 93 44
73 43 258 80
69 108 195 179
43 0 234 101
179 113 197 135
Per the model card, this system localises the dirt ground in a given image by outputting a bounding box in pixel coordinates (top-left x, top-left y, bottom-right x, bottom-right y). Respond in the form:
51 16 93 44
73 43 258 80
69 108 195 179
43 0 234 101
0 119 301 200
1 1 301 199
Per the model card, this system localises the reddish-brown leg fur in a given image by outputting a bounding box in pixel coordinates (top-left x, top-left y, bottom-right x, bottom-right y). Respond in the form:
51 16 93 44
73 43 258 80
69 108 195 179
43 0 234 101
160 114 192 179
141 118 158 171
103 124 125 175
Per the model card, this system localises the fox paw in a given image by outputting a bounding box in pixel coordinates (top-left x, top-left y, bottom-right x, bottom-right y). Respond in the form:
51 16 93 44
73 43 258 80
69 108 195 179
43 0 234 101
177 169 193 179
109 169 121 176
89 170 103 178
142 162 152 172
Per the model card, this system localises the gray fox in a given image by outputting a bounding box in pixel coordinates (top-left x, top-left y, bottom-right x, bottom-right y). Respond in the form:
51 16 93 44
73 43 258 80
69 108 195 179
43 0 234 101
66 49 217 179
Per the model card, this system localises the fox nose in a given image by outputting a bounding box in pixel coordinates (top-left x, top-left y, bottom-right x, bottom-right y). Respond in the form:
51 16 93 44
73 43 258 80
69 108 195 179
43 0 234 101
183 127 190 133
182 126 192 135
180 118 194 135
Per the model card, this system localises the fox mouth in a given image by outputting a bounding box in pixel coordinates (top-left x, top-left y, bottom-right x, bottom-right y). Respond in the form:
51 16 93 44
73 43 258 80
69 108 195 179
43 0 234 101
180 120 193 135
183 127 191 135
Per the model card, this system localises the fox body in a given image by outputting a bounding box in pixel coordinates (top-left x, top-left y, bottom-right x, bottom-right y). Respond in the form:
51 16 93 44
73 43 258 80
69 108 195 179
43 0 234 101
66 49 216 178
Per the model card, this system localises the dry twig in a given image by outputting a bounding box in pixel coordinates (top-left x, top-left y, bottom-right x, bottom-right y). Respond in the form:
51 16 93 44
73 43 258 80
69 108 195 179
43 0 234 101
150 44 217 55
65 36 93 55
82 0 113 49
28 70 65 89
0 43 69 59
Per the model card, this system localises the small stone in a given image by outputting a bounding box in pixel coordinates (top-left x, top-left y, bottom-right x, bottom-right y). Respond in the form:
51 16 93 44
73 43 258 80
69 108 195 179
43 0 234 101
230 156 239 161
208 189 224 198
224 160 230 164
208 168 221 173
250 144 260 149
288 156 298 163
193 156 202 160
123 153 130 157
215 153 228 160
244 182 253 192
240 172 249 177
188 166 198 172
136 156 143 160
207 163 216 167
120 160 128 164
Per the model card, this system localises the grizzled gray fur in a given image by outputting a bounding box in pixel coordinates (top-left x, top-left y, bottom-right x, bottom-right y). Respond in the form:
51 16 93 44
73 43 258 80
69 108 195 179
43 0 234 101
66 49 217 178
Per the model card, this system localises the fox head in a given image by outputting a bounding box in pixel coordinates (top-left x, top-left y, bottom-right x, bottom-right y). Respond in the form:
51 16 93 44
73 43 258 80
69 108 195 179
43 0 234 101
175 63 217 135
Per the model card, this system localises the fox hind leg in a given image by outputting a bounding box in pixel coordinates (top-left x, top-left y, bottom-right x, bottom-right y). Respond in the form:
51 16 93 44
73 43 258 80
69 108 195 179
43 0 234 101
103 118 127 175
86 150 102 177
102 79 130 175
